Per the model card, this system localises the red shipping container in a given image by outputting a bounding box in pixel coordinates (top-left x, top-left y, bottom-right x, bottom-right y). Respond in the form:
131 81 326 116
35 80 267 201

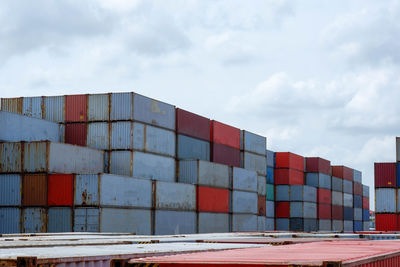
375 162 396 188
275 152 304 171
176 108 210 141
275 202 290 218
274 169 304 185
258 196 266 216
65 123 87 146
363 197 369 209
353 182 363 196
318 204 331 219
196 186 229 213
65 94 87 122
332 205 343 220
376 214 397 231
48 174 73 206
317 188 331 204
305 157 331 175
331 166 353 181
211 143 240 167
210 120 240 149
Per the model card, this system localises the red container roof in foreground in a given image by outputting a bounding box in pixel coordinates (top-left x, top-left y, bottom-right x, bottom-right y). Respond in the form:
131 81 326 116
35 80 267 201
129 240 400 266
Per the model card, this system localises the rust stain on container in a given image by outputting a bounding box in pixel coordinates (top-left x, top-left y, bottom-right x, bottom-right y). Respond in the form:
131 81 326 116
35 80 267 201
1 97 23 114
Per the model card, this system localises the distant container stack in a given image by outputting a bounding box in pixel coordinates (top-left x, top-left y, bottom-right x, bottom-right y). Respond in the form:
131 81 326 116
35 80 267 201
266 149 275 230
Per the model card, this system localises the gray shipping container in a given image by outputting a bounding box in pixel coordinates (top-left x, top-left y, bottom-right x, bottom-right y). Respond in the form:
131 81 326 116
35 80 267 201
155 181 196 211
133 93 175 130
231 167 258 192
0 142 22 173
363 185 370 197
353 170 362 183
266 150 275 168
74 208 100 232
332 191 343 206
232 214 257 231
319 219 332 231
331 176 343 192
22 207 47 233
88 93 109 122
179 160 229 188
240 130 266 156
198 212 229 233
275 185 290 201
376 188 396 212
110 92 133 121
343 220 353 232
290 202 317 219
354 207 362 221
87 122 109 150
44 95 65 123
363 221 370 231
0 111 62 142
343 180 353 194
305 173 331 189
266 218 274 230
290 185 317 202
22 96 42 119
257 176 266 196
231 190 258 214
240 151 267 176
48 207 72 232
343 193 353 208
100 208 151 234
257 216 266 231
266 201 275 217
0 207 20 234
276 218 289 231
177 135 210 161
154 210 196 235
332 220 344 232
0 174 21 206
74 174 99 206
110 121 133 149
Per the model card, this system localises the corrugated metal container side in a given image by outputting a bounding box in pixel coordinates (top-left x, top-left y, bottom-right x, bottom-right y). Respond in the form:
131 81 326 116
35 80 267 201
87 93 109 122
240 130 266 155
266 183 274 201
363 209 370 221
317 188 331 204
363 197 370 209
266 200 274 217
318 203 331 219
22 96 42 118
305 173 318 187
48 174 73 206
65 94 87 122
198 212 229 233
257 176 266 196
275 185 289 201
319 219 331 231
397 162 400 186
266 150 275 168
265 217 274 230
73 207 100 232
258 196 266 216
376 188 396 212
343 220 353 232
290 202 317 218
240 151 267 176
353 220 363 231
376 213 397 231
290 218 318 232
47 207 72 232
257 216 266 231
290 185 317 202
343 193 353 207
0 111 61 142
332 191 343 206
331 176 343 192
375 162 396 187
342 179 353 194
177 135 210 161
275 201 290 218
154 210 196 235
44 95 65 123
110 92 133 120
353 169 362 183
74 174 99 206
276 218 289 230
197 186 229 213
65 123 87 146
0 142 22 173
176 108 210 141
110 121 133 149
211 142 240 167
210 120 240 149
178 160 229 188
0 174 21 206
132 151 176 182
305 173 331 189
0 207 20 234
143 124 176 157
104 150 109 173
343 207 354 220
353 182 363 195
100 208 151 234
331 165 353 181
363 221 370 231
231 190 257 214
22 207 47 233
397 136 400 162
155 181 195 211
110 151 132 176
266 167 274 184
87 122 109 150
353 195 362 208
23 141 47 172
332 219 343 231
274 169 304 185
305 157 330 175
332 205 343 220
354 207 362 221
1 97 22 114
231 214 257 231
232 167 257 192
22 174 47 206
275 152 304 171
101 174 152 208
133 93 175 130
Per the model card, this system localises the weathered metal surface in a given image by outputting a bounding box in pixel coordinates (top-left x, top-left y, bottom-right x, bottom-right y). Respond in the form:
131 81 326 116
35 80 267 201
266 201 274 218
22 97 42 119
48 207 72 233
0 97 22 114
275 185 290 201
363 184 370 197
305 173 331 189
73 208 100 232
155 181 196 211
353 169 362 183
331 176 343 192
276 218 289 231
87 122 109 150
109 151 132 176
88 93 109 122
43 95 65 123
132 151 175 181
177 134 210 161
319 219 331 231
231 190 257 214
143 124 175 157
22 174 47 206
332 219 344 232
133 93 175 130
290 218 317 232
353 221 363 231
354 195 362 208
0 142 22 172
241 152 267 176
257 176 266 196
376 188 396 212
100 208 151 234
0 174 21 206
232 167 257 192
179 160 229 188
343 220 353 232
343 179 353 194
211 143 241 167
110 121 133 149
266 150 275 167
231 214 257 231
65 94 87 122
74 174 99 206
265 218 274 230
343 207 354 220
22 208 47 233
290 185 317 202
332 191 343 206
290 202 317 219
64 123 87 146
354 208 362 221
0 207 20 234
110 92 133 120
176 108 210 141
266 184 274 201
198 212 229 233
48 174 73 206
154 210 196 235
240 130 266 156
343 193 353 207
257 216 265 231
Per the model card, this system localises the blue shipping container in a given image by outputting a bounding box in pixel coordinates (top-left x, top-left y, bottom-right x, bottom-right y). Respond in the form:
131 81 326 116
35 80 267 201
48 207 72 232
353 195 362 208
266 167 274 184
100 208 151 234
198 212 229 233
155 181 196 211
331 176 343 192
343 207 354 220
0 207 20 234
363 209 370 221
132 151 175 182
353 221 363 231
241 151 267 176
87 122 109 150
110 92 133 120
240 130 266 156
0 174 21 206
22 97 42 119
275 185 290 201
231 190 257 214
232 214 257 232
353 169 362 183
74 208 100 232
88 93 109 122
276 218 289 231
154 210 196 235
22 208 47 233
266 200 275 217
0 143 22 173
74 174 99 206
232 167 258 192
266 150 275 167
177 134 210 161
290 185 317 202
179 160 230 188
44 95 65 123
266 218 274 230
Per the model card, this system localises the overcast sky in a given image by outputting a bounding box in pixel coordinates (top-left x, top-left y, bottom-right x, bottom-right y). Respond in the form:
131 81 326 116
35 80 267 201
1 0 399 209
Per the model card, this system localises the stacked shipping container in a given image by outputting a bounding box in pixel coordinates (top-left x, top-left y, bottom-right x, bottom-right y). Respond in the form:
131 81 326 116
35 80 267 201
266 150 275 230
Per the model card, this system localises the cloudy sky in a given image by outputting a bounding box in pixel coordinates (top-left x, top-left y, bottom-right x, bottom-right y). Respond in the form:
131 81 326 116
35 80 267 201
1 0 399 209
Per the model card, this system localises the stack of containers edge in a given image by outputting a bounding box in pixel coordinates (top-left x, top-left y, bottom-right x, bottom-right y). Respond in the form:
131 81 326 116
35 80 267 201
240 130 267 231
332 165 354 232
305 157 332 231
352 169 363 231
266 149 275 230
